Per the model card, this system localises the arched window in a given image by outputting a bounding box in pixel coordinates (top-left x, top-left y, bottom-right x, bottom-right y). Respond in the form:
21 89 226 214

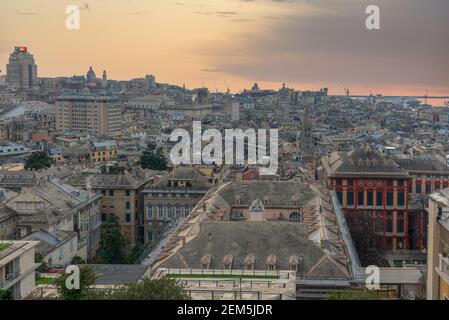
289 212 302 221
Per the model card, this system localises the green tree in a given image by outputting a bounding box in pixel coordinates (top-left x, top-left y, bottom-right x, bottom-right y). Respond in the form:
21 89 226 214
97 214 127 264
0 289 14 300
126 243 145 264
71 255 86 265
25 151 52 170
345 211 383 266
86 277 190 300
138 142 168 171
35 252 50 273
326 289 380 300
54 266 97 300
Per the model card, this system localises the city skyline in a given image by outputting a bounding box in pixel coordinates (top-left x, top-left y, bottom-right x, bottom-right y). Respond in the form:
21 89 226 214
1 0 448 98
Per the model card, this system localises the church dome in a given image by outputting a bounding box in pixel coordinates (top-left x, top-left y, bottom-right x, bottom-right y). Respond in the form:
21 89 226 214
86 66 96 82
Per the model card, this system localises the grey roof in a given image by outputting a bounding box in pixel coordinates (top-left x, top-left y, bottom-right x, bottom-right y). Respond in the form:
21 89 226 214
395 158 449 174
219 180 316 208
90 174 148 189
84 264 151 285
0 171 37 187
150 166 211 189
5 178 99 227
160 222 350 277
327 149 411 178
64 169 156 189
22 229 77 256
62 143 90 157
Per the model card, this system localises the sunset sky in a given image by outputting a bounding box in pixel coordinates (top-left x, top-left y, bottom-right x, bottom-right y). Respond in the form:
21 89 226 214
1 0 448 97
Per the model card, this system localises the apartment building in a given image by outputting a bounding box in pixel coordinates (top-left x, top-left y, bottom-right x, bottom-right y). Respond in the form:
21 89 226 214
3 178 102 262
88 140 119 163
55 92 122 136
64 168 155 245
142 167 212 244
0 240 39 299
427 188 449 300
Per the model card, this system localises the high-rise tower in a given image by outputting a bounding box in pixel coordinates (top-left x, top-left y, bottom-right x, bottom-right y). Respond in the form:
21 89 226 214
6 47 38 90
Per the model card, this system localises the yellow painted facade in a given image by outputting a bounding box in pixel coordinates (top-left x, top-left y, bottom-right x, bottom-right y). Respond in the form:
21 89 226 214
439 276 449 300
0 127 7 141
90 149 118 162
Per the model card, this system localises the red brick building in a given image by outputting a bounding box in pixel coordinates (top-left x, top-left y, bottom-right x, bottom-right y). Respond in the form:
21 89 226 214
320 148 426 251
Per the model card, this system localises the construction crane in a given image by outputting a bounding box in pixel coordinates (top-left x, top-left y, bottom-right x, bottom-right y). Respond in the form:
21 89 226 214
340 82 350 97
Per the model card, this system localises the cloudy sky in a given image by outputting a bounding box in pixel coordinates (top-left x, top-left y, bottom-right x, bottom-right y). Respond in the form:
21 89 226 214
1 0 448 96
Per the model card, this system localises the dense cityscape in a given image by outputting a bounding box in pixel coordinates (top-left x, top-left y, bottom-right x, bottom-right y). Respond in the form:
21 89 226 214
0 45 448 302
0 0 448 309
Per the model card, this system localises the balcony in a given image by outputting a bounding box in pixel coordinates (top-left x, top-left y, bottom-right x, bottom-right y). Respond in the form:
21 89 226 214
1 271 18 289
436 254 449 284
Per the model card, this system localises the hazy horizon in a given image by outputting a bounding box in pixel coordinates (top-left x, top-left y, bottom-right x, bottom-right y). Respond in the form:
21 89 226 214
1 0 448 98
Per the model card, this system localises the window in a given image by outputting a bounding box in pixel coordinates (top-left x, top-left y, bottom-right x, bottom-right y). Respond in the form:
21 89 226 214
167 204 173 219
337 192 343 205
367 192 373 206
125 213 131 224
109 190 114 196
147 205 153 219
425 183 431 194
416 183 422 193
158 204 164 219
126 190 130 197
289 212 302 221
231 211 243 220
387 180 393 186
176 204 180 218
386 192 393 206
358 191 364 206
386 220 393 233
377 192 383 207
397 220 404 233
126 201 131 209
397 180 404 187
184 204 190 217
347 192 354 206
347 179 353 186
268 264 275 271
398 192 405 206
